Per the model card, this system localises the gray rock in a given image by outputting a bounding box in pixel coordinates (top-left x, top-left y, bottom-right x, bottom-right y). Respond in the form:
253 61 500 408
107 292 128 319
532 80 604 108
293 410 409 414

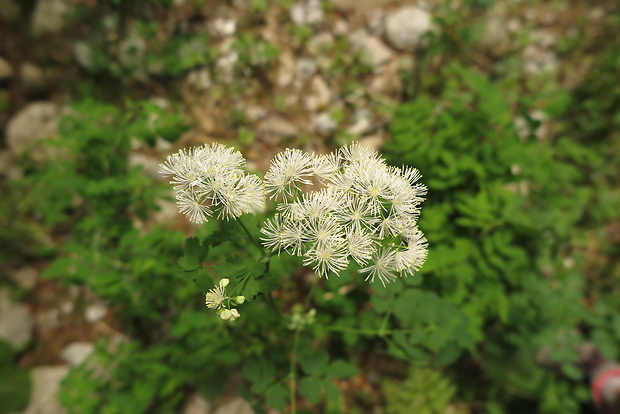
347 108 373 136
186 68 212 91
290 0 323 26
257 116 298 143
31 0 70 36
73 41 94 71
313 112 338 135
8 267 38 289
308 32 334 55
210 17 236 37
0 288 33 349
213 397 254 414
384 6 432 51
0 56 13 79
183 394 212 414
61 342 94 366
23 366 69 414
349 29 392 68
276 51 296 88
296 58 316 79
6 102 67 160
85 304 108 323
0 0 20 23
35 309 61 336
522 45 558 74
244 105 268 122
479 1 510 54
304 76 331 111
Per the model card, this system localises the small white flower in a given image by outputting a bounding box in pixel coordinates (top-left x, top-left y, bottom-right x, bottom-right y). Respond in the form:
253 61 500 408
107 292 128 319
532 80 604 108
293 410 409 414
336 194 379 232
205 284 227 309
264 149 313 199
339 142 382 165
303 240 348 278
311 152 340 182
345 229 377 266
176 191 212 224
260 214 288 254
160 144 266 223
219 278 230 288
359 248 397 286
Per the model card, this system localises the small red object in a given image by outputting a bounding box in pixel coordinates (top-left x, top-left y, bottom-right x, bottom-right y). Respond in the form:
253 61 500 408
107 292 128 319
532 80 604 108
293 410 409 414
592 367 620 413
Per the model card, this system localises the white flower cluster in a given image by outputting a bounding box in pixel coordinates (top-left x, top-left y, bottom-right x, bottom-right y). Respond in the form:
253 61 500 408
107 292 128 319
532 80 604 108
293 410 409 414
159 143 265 223
261 143 428 286
205 278 246 321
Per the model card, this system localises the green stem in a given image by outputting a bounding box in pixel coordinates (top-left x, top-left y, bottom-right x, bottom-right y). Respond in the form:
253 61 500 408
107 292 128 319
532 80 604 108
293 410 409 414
290 328 301 414
237 217 264 253
327 326 408 336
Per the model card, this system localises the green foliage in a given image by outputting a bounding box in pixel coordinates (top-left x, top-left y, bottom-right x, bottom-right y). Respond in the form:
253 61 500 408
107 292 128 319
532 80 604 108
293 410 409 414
60 310 239 414
0 340 30 413
384 39 620 410
382 366 457 414
233 34 280 71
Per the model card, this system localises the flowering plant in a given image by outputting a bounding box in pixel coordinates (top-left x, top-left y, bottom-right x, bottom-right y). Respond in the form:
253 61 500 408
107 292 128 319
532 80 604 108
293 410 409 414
160 142 427 320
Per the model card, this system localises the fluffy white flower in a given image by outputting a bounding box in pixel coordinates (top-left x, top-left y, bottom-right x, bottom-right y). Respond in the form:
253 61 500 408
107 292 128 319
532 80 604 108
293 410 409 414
359 248 397 286
303 240 348 278
264 149 313 199
159 144 265 223
257 143 428 283
205 284 227 309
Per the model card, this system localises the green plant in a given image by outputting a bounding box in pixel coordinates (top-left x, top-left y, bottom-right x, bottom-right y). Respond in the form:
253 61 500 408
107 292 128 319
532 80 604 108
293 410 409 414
0 340 30 413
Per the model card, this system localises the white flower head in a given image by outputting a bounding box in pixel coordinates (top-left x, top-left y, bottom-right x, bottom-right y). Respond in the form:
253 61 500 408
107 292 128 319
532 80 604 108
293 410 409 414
258 142 428 284
205 284 227 309
264 149 313 200
159 144 265 223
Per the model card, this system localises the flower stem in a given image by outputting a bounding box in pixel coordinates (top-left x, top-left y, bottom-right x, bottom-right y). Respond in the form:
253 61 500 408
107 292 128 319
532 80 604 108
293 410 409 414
237 217 264 252
290 327 301 414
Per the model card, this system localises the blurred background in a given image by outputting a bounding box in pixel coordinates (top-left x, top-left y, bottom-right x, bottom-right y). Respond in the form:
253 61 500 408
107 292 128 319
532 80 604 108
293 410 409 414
1 0 619 413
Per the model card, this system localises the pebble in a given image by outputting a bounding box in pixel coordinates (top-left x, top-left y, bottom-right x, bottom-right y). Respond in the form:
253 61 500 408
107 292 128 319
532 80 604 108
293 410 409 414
186 68 212 91
6 101 66 160
85 304 108 323
213 397 254 414
0 56 13 80
210 17 237 37
23 366 69 414
348 29 392 68
304 76 331 111
313 112 338 135
296 58 316 79
257 116 298 143
20 62 48 94
61 342 94 366
31 0 70 36
384 6 432 51
0 288 33 349
183 394 212 414
290 0 324 26
8 266 38 289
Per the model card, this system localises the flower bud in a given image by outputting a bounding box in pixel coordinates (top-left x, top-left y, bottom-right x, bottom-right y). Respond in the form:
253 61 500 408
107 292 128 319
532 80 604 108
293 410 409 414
236 296 246 304
219 278 230 288
230 309 240 321
220 309 232 320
